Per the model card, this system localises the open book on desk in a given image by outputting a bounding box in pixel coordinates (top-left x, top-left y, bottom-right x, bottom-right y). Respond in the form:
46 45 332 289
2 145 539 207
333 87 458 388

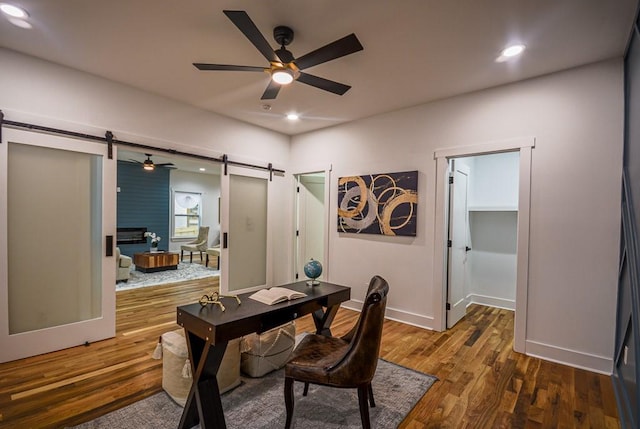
249 287 307 305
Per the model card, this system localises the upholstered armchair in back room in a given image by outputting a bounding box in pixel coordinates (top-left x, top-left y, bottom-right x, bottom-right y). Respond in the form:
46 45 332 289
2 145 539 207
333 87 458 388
115 247 132 282
180 226 209 263
205 230 221 269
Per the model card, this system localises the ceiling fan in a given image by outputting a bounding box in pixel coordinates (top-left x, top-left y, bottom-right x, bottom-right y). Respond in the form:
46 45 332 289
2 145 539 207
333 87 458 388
129 154 175 171
193 10 364 100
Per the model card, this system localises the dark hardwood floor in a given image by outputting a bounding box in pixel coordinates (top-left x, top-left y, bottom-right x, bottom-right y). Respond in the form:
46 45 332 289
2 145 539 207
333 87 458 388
0 277 619 428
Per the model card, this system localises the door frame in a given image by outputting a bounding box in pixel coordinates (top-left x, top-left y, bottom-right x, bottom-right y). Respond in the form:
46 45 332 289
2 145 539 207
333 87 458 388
292 165 332 283
433 137 534 353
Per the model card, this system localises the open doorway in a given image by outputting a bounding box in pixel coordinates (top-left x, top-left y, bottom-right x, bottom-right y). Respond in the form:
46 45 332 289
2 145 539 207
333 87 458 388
433 137 534 352
115 149 221 290
294 171 329 283
446 152 519 328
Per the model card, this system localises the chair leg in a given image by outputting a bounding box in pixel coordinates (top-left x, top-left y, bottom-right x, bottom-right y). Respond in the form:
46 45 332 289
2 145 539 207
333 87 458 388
284 377 295 429
205 254 209 267
368 383 375 407
199 251 203 262
180 250 184 261
357 385 371 429
303 382 309 396
217 256 220 269
189 252 193 263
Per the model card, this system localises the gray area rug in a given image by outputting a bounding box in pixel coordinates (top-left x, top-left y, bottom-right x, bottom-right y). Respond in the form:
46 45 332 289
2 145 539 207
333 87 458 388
69 359 436 428
116 262 219 291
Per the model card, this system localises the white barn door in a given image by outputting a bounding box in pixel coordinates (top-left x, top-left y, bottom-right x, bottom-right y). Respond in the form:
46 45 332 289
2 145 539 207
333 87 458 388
0 128 116 363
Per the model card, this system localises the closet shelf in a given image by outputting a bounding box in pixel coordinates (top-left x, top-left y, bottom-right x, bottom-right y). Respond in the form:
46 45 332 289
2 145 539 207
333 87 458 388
468 206 518 212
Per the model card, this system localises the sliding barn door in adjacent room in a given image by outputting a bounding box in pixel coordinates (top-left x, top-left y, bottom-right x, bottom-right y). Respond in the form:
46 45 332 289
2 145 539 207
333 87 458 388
219 165 271 294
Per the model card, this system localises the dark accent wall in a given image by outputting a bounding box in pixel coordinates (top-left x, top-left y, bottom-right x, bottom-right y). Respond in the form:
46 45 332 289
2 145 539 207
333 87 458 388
613 18 640 429
117 161 170 255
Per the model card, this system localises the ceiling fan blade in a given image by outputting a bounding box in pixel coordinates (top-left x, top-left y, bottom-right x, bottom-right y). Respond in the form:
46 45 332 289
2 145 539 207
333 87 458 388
156 163 175 167
294 34 363 70
261 80 282 100
223 10 281 63
194 63 265 72
128 159 143 164
297 72 351 95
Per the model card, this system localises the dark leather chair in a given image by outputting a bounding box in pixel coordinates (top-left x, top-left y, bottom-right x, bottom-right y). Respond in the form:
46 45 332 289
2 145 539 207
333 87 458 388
284 275 389 429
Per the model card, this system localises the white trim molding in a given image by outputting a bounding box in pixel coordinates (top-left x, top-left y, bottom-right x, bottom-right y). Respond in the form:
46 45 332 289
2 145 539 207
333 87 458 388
467 295 515 311
526 340 613 375
342 301 435 330
432 136 535 356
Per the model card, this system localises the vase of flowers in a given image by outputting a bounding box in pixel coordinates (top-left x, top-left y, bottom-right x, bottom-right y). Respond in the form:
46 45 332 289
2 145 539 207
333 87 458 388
144 232 161 253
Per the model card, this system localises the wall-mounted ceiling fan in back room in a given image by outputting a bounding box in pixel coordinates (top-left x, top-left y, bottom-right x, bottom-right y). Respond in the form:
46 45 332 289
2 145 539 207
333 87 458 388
193 10 364 100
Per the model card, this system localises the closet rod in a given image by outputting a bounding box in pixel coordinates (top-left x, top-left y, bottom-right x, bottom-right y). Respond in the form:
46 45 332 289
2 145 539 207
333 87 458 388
0 112 285 175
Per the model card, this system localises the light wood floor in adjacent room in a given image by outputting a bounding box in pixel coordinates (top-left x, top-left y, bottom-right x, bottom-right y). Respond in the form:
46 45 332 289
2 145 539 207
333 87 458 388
0 277 619 428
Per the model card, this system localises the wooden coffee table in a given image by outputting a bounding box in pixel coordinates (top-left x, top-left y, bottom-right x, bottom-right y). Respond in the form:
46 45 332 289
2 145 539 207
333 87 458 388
133 251 180 273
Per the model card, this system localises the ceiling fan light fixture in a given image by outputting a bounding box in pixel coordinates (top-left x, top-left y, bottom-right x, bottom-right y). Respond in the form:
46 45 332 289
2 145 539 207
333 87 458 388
143 156 155 171
272 68 294 85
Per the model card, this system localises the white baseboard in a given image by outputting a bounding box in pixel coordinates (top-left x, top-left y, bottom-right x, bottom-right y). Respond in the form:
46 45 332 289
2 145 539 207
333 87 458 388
342 300 613 374
467 294 515 311
526 340 613 375
342 300 435 331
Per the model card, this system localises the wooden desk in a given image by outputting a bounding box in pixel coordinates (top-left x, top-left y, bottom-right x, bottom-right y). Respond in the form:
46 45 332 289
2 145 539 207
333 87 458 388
176 281 351 429
133 251 179 273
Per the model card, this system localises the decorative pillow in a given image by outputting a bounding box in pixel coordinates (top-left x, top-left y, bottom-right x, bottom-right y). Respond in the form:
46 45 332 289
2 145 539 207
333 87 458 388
161 330 241 406
240 322 296 377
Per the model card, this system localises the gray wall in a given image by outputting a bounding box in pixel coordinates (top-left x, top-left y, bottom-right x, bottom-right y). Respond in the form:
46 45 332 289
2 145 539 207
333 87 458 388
613 18 640 429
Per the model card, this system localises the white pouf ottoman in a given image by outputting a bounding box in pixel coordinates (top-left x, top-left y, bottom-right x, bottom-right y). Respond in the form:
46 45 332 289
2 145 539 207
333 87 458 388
240 322 296 377
161 330 241 406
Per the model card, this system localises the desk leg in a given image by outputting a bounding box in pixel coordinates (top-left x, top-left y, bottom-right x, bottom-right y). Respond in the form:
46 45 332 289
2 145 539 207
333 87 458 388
312 304 340 336
179 331 228 429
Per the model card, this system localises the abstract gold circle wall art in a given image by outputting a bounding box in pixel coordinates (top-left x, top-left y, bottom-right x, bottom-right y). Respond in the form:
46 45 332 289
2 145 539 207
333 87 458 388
338 170 418 236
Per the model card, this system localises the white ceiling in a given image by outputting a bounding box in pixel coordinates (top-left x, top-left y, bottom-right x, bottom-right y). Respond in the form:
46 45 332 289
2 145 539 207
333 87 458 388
0 0 637 136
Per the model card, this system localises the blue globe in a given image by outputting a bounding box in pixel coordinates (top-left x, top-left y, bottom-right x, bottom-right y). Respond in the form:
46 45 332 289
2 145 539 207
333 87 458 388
303 259 323 285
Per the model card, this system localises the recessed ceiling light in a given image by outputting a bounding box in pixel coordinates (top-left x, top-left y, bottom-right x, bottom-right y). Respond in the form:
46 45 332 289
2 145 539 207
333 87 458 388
286 113 299 121
502 44 525 57
496 44 525 62
8 17 31 28
0 3 28 19
1 3 31 29
199 167 206 172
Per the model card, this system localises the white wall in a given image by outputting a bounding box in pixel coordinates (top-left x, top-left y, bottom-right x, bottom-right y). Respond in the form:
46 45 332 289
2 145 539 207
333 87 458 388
169 170 221 253
291 59 624 373
467 152 519 209
0 47 625 373
0 48 294 286
467 211 517 309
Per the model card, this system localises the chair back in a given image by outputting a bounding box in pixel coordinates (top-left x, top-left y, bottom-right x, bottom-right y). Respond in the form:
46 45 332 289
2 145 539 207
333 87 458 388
197 226 209 242
328 275 389 385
